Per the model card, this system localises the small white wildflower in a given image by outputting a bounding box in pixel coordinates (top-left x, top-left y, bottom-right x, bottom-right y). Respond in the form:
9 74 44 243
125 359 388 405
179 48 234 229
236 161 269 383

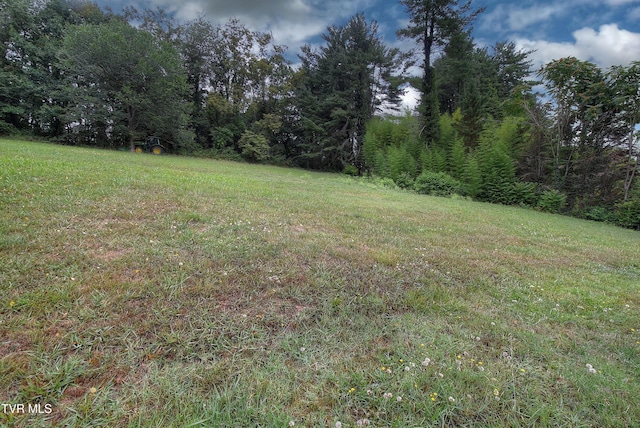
422 357 431 367
289 421 295 427
366 389 373 395
589 367 597 374
383 392 393 399
586 364 592 369
438 372 444 378
386 368 392 374
404 366 411 372
396 396 402 402
448 396 455 402
335 422 342 428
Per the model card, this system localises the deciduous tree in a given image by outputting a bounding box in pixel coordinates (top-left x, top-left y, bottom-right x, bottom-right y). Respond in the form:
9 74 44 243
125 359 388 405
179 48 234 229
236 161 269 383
61 20 190 150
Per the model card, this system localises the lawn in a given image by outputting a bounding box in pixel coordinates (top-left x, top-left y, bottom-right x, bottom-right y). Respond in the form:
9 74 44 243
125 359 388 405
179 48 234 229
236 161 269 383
1 139 639 427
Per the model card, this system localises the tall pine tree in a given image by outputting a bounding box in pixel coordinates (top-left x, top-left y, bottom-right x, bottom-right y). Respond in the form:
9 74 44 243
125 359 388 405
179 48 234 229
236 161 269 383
397 0 484 146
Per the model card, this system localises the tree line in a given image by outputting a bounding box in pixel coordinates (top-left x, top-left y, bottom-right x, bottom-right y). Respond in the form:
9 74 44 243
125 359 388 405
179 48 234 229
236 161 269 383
1 0 638 228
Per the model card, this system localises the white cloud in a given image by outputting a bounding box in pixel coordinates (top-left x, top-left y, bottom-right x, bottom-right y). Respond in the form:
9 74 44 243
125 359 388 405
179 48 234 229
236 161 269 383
629 6 640 20
517 24 640 70
480 3 569 33
141 0 373 57
506 4 567 32
400 85 420 111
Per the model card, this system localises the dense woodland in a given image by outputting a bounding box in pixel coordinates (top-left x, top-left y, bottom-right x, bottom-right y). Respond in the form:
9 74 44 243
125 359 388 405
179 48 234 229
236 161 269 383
1 0 639 228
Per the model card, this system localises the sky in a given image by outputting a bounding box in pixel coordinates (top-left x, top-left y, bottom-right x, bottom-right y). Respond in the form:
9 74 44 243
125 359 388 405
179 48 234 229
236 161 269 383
95 0 640 67
95 0 640 107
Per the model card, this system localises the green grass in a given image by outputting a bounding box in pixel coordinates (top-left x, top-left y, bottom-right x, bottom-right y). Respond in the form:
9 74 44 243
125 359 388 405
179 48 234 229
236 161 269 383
1 139 639 427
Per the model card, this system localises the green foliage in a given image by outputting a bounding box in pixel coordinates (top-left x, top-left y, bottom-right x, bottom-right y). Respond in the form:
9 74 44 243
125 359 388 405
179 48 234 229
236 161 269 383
463 154 482 197
613 200 640 229
363 116 425 180
540 58 639 211
238 130 270 162
448 137 466 180
296 14 407 170
397 0 484 145
575 206 613 223
424 147 447 173
537 189 567 213
60 19 190 149
395 172 415 189
211 126 235 150
413 171 464 197
343 164 359 176
476 121 518 204
512 181 539 207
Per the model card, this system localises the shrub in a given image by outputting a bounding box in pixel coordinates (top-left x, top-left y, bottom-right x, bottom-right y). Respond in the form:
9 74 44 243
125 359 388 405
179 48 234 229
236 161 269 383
413 171 464 197
343 164 359 176
579 206 614 223
512 181 539 207
537 189 567 213
613 200 640 230
463 155 481 198
0 120 16 136
395 172 415 189
480 180 516 205
238 130 270 162
377 177 398 189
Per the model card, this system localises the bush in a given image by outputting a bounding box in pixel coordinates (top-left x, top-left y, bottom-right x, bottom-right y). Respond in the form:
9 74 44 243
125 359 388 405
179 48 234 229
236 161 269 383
395 172 415 189
579 206 614 223
614 200 640 230
0 120 16 136
413 171 464 197
479 180 516 205
343 164 359 176
376 177 398 189
238 130 270 162
512 181 539 207
537 189 567 213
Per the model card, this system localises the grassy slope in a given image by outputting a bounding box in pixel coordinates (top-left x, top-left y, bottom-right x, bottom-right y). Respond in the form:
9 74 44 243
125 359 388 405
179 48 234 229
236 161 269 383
1 139 639 427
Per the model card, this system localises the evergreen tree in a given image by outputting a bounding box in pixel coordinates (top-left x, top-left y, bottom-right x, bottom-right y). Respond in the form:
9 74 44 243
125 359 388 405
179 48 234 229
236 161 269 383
296 14 407 170
397 0 484 146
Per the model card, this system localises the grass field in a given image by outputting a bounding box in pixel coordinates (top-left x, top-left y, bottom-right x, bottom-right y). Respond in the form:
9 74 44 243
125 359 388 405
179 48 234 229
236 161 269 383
1 139 639 427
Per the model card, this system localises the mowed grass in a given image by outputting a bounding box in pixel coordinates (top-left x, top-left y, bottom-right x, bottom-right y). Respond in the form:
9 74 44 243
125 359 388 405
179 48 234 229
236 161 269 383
1 139 639 427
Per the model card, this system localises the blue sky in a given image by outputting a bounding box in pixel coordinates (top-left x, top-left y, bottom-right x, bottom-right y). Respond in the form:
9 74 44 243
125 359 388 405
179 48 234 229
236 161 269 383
95 0 640 70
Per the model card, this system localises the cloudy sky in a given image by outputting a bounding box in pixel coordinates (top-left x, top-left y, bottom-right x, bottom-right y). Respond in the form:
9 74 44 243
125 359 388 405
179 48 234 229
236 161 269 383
95 0 640 71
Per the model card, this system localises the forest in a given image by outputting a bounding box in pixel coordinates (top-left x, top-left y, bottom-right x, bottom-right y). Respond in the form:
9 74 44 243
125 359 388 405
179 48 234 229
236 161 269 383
1 0 639 228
